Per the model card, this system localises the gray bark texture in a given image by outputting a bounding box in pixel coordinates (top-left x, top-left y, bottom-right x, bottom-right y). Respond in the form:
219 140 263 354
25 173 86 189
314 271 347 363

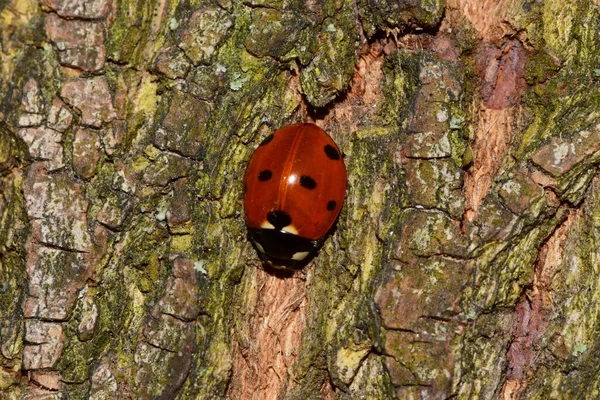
1 0 600 399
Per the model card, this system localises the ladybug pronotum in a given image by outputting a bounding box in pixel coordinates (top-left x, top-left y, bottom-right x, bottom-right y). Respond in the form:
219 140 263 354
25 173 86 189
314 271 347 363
243 123 347 263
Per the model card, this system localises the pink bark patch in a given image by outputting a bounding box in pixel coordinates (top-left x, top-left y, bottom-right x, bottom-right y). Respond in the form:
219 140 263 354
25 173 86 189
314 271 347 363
43 0 111 19
477 41 526 109
45 13 106 71
61 77 116 127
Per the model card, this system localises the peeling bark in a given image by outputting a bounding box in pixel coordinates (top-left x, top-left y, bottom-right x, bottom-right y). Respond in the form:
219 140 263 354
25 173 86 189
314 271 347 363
228 269 306 399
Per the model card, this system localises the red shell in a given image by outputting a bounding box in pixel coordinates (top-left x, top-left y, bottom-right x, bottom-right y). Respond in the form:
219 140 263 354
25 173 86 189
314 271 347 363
243 123 347 241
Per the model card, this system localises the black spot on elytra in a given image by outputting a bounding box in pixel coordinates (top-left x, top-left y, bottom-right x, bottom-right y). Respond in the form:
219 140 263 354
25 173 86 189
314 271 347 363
326 200 337 211
324 144 340 160
259 134 274 146
300 175 316 189
258 170 272 181
267 210 292 230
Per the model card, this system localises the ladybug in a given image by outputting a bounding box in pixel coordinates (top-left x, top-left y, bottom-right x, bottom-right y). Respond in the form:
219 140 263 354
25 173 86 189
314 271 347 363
243 123 347 263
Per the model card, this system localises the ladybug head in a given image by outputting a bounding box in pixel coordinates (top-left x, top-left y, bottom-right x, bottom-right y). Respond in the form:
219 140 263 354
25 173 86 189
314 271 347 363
247 224 319 268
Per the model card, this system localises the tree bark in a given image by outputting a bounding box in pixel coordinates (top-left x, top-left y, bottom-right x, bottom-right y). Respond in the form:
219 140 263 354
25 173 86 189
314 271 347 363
1 0 600 399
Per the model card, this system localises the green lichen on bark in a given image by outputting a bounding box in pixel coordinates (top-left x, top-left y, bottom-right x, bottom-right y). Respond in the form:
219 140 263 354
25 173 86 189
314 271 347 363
5 0 600 398
244 7 308 59
358 0 446 37
452 1 600 398
106 0 180 67
281 132 402 399
0 125 29 392
513 176 600 399
299 0 359 107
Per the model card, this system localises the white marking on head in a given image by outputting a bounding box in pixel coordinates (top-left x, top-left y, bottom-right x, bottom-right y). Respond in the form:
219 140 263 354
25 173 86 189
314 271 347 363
282 225 298 235
291 251 310 261
261 221 275 229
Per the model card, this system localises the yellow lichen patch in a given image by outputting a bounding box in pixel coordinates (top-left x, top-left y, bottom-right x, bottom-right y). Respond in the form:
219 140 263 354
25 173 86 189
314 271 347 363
335 343 371 384
0 0 38 78
0 363 19 390
207 340 233 381
356 126 394 140
325 317 338 343
0 0 37 30
542 0 576 61
359 237 378 287
132 72 160 121
169 220 193 235
129 284 147 330
171 234 193 254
